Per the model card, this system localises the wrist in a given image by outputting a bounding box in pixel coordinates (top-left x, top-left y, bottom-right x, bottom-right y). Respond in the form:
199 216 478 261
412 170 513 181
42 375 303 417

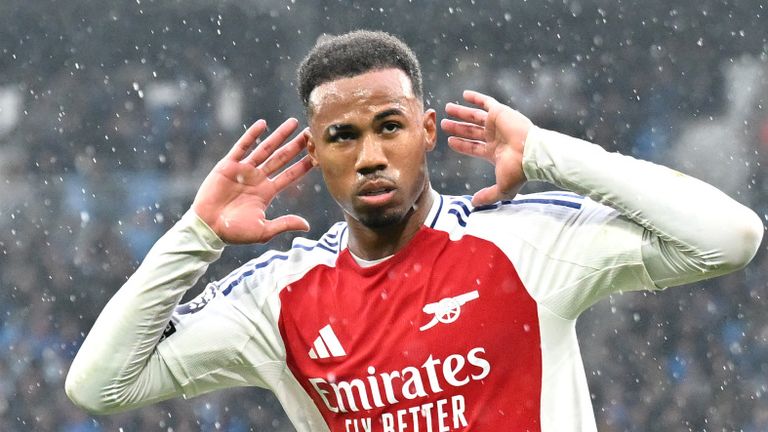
184 209 226 250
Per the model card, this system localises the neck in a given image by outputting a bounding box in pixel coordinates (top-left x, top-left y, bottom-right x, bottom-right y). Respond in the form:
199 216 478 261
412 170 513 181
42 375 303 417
345 185 434 260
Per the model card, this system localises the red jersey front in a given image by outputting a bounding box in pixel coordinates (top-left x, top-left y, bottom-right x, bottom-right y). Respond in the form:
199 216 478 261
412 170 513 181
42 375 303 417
279 227 542 431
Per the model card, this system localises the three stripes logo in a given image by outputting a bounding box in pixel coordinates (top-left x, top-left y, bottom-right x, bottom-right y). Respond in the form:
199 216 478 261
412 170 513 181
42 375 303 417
308 324 347 360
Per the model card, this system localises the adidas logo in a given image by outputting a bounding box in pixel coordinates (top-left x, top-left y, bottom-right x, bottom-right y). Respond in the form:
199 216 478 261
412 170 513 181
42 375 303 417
308 324 347 360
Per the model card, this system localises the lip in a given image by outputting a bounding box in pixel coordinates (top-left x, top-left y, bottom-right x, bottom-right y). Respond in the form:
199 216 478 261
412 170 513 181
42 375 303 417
357 189 397 206
357 179 397 206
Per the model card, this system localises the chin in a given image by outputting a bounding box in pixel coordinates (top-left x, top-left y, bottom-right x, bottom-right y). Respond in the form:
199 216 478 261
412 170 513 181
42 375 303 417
357 207 408 229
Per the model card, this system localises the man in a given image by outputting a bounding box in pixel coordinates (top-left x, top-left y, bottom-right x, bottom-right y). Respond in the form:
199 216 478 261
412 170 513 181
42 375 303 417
65 30 763 431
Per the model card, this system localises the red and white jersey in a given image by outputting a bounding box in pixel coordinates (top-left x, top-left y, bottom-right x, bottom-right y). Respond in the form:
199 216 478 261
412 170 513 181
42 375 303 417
158 190 655 432
66 126 762 432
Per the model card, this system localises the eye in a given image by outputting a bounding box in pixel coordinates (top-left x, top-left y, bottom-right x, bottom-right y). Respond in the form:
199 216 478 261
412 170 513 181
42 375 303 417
330 131 356 142
328 126 357 143
381 122 401 134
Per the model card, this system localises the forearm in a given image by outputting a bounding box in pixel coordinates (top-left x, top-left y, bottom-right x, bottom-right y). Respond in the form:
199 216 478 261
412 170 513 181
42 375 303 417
65 211 225 413
522 126 763 287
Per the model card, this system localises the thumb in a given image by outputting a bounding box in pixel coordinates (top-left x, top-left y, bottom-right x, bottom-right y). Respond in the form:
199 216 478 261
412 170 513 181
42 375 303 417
471 185 503 207
261 215 311 240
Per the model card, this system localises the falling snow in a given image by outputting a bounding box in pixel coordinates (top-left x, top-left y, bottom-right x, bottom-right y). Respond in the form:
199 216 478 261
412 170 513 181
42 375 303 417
0 0 767 431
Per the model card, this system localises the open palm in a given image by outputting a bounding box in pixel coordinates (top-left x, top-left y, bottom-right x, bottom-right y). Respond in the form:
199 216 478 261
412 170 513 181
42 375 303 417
441 90 533 206
191 118 314 244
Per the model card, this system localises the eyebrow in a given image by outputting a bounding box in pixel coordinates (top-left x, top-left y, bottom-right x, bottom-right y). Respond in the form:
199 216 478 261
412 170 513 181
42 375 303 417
325 108 407 136
373 108 406 121
325 123 355 136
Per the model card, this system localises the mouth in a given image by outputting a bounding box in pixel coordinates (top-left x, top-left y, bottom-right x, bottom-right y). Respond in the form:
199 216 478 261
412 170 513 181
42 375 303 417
357 181 397 205
359 187 395 196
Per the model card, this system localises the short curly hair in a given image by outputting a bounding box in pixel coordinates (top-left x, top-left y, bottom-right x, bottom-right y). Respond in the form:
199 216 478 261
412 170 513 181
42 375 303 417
297 30 423 111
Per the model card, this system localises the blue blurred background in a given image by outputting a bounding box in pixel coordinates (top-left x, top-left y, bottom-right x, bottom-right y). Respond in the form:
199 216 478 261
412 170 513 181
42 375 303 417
0 0 767 430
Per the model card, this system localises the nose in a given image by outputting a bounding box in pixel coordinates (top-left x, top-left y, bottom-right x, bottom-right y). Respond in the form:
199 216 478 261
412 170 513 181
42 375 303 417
355 134 388 175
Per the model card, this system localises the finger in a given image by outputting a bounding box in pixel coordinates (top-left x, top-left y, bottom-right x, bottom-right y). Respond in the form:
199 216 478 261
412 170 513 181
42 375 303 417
261 214 311 241
463 90 500 111
271 155 315 192
440 119 486 142
471 185 503 207
227 120 267 161
445 102 488 126
447 136 491 161
259 129 309 176
245 118 300 166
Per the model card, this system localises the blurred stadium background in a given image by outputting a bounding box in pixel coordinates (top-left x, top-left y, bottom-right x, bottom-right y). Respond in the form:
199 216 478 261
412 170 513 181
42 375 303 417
1 0 767 430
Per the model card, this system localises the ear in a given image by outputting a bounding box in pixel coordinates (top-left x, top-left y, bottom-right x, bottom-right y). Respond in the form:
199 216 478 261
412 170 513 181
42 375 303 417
423 108 437 151
305 129 319 167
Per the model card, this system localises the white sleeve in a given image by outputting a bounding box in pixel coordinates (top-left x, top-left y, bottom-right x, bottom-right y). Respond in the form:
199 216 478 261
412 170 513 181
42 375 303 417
65 210 239 414
155 264 288 400
476 193 656 319
522 126 764 290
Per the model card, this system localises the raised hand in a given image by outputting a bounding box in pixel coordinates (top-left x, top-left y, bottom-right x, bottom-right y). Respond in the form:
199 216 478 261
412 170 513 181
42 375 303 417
441 90 533 206
191 118 314 244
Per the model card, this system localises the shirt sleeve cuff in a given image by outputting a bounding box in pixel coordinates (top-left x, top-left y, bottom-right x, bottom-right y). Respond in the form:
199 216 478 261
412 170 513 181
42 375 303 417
179 210 226 251
521 125 561 184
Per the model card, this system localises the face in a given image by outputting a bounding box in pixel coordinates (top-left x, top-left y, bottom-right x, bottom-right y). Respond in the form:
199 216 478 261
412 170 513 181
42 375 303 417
307 68 437 229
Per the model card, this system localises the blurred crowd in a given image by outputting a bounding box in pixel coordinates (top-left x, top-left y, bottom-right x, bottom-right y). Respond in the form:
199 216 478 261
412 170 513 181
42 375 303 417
1 1 767 431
